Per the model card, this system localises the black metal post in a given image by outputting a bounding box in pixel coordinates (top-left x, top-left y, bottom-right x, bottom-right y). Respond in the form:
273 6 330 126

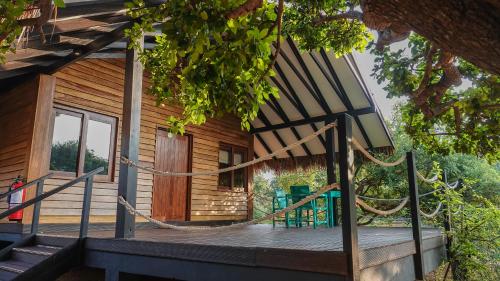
338 114 360 281
115 36 144 239
30 179 44 234
80 175 94 238
325 117 338 227
406 151 425 280
442 171 452 260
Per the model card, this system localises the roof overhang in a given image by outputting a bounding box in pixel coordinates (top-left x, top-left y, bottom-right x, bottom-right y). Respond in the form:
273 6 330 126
251 39 393 160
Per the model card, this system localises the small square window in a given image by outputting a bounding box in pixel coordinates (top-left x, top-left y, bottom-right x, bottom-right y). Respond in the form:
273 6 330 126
217 144 247 190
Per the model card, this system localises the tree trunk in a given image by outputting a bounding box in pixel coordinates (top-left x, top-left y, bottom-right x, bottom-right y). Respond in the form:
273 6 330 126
362 0 500 75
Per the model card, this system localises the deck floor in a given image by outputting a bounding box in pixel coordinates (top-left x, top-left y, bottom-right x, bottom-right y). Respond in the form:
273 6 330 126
35 224 445 279
40 223 441 252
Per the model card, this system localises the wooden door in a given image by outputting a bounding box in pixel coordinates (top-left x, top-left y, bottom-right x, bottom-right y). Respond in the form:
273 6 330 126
152 129 191 221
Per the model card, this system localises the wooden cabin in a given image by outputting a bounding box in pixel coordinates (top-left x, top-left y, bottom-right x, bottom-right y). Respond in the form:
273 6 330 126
1 58 254 224
0 2 445 281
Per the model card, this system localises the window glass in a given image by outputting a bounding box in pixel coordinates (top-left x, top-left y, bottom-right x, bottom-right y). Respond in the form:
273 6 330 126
219 150 230 165
218 148 231 187
84 119 112 175
233 151 245 187
50 112 82 173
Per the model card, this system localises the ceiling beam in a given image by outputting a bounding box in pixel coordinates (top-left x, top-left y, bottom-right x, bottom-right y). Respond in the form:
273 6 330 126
257 111 295 158
319 49 374 149
250 107 375 134
272 61 327 148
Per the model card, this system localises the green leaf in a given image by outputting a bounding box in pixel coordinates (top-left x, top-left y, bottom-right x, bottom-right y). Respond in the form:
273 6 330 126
53 0 66 8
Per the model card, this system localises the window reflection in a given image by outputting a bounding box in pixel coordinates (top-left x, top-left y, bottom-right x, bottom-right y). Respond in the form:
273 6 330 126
234 152 245 187
218 149 231 187
217 145 247 190
50 112 82 173
84 119 112 175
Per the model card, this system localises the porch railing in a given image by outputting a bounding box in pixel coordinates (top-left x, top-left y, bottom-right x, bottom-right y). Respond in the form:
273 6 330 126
0 167 104 238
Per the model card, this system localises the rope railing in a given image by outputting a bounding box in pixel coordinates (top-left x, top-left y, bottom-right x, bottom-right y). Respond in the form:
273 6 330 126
419 202 443 218
118 120 462 225
416 171 439 183
355 196 409 216
121 123 336 177
118 183 339 231
351 138 407 167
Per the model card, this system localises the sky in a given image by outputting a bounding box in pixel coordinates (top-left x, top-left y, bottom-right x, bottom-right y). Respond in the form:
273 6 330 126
352 50 401 120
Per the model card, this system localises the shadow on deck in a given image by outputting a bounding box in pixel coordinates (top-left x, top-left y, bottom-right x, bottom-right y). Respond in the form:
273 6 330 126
35 224 445 281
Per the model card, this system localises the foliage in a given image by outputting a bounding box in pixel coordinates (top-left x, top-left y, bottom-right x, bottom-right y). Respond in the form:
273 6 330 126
0 0 65 63
283 0 372 55
124 0 375 134
0 0 32 63
126 0 280 134
372 34 499 162
438 187 500 280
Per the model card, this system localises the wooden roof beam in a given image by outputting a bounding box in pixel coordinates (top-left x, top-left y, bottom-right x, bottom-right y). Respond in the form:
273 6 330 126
250 107 375 134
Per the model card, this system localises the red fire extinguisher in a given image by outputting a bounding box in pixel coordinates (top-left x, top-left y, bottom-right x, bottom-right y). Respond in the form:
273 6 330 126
8 176 25 221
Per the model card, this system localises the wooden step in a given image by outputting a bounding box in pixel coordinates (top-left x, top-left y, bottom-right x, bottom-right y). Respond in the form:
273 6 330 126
35 235 77 248
0 260 32 274
13 245 61 256
11 247 51 265
0 268 18 281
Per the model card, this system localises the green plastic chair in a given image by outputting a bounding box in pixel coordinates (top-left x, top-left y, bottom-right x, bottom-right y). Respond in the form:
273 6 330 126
290 185 328 229
272 188 294 228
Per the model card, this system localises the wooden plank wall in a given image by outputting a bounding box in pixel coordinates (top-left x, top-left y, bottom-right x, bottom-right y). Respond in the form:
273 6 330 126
0 79 39 214
39 58 251 222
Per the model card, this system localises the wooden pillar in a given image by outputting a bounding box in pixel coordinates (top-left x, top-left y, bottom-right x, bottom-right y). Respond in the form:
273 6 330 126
406 151 425 280
23 74 56 225
325 117 337 226
337 114 360 281
247 134 255 220
115 37 144 239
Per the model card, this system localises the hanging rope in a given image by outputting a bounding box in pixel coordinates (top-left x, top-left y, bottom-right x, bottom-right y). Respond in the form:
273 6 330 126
118 183 339 231
419 202 443 218
121 123 336 177
357 195 406 202
446 180 460 189
416 171 439 183
351 138 406 167
355 196 409 216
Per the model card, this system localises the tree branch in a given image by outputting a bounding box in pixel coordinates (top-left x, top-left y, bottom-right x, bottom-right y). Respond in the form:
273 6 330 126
312 10 363 26
260 0 284 81
225 0 263 19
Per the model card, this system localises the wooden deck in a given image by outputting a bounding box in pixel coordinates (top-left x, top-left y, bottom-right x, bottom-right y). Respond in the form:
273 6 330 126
36 224 445 281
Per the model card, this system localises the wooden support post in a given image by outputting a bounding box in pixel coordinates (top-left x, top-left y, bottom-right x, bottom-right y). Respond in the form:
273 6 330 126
115 36 144 239
80 176 94 238
30 179 44 234
325 117 337 227
442 171 453 260
406 151 425 280
338 114 360 281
